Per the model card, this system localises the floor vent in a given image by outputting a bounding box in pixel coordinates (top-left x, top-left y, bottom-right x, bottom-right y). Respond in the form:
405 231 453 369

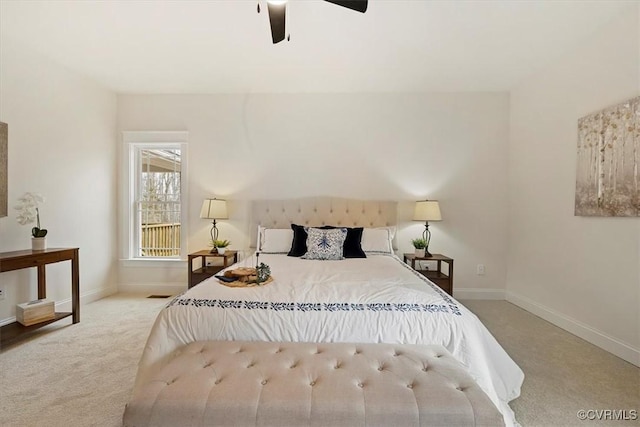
147 295 172 299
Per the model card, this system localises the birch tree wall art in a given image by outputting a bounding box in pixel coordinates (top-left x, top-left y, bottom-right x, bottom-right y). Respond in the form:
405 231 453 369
575 96 640 217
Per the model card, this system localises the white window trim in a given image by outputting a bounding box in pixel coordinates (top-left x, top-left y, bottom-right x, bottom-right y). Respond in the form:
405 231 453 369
120 131 189 262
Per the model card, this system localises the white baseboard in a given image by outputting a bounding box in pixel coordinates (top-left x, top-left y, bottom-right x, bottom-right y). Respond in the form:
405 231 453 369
117 282 186 296
506 291 640 367
55 285 119 311
0 285 118 327
454 288 506 300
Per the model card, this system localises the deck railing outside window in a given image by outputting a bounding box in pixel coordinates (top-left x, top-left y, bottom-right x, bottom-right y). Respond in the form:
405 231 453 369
141 223 181 257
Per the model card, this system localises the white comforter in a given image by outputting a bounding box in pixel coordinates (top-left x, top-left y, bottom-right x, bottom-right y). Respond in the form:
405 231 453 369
136 254 524 425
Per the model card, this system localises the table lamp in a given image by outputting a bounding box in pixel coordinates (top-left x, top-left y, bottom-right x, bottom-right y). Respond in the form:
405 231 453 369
200 198 228 252
413 200 442 257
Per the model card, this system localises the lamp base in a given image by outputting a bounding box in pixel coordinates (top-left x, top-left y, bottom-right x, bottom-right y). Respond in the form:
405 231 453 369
424 250 433 258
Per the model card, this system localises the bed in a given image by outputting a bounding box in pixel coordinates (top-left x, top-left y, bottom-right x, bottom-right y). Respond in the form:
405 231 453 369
132 198 524 426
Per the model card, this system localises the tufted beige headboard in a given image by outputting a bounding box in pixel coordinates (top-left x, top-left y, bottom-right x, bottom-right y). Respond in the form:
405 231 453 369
250 197 398 248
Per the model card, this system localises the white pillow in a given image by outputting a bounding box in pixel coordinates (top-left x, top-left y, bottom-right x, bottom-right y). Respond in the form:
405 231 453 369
361 227 395 254
257 226 294 253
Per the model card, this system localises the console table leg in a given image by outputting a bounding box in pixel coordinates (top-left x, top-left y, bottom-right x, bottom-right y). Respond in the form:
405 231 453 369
37 265 46 299
72 249 80 323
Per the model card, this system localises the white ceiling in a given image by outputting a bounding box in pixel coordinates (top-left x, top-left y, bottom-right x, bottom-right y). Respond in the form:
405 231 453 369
0 0 635 94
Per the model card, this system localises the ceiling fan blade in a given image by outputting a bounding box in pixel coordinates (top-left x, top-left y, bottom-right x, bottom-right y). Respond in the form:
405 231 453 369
324 0 368 13
267 2 287 44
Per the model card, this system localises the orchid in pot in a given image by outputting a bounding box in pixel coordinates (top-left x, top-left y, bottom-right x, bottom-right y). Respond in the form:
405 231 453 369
15 192 48 250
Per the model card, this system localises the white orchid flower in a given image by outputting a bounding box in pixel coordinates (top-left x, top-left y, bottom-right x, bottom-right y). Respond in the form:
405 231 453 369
15 192 47 236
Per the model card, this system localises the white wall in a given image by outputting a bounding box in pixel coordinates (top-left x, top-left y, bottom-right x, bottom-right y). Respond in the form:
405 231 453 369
0 37 118 322
117 93 510 297
508 7 640 365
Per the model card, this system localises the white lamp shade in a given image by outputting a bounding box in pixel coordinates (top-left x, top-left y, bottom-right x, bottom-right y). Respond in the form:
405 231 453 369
200 198 228 219
413 200 442 221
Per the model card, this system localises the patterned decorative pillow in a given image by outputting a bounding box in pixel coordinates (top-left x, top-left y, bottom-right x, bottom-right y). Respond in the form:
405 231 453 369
302 227 348 260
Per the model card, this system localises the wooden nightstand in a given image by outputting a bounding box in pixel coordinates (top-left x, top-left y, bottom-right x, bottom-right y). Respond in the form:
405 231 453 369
188 250 238 289
403 253 454 296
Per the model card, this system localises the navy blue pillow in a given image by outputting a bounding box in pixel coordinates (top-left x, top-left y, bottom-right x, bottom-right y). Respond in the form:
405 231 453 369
340 226 366 258
287 224 366 258
287 224 308 257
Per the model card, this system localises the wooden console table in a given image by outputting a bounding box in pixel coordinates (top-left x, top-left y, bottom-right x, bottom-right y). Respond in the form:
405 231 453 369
0 248 79 346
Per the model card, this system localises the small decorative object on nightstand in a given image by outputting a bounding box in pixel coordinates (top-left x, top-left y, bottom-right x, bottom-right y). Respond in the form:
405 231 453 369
212 239 231 255
404 253 454 296
188 249 238 288
411 238 427 258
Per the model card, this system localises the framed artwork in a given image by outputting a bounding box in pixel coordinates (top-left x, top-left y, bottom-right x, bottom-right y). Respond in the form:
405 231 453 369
0 122 7 218
575 96 639 217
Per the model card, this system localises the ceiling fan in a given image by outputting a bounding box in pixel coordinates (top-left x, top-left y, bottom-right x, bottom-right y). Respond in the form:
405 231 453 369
257 0 368 44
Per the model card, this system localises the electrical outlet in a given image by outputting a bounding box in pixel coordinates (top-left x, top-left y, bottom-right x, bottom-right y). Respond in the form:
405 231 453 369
0 287 5 300
477 264 486 275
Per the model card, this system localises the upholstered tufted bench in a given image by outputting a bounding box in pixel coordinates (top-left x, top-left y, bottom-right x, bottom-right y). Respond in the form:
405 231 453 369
123 341 504 427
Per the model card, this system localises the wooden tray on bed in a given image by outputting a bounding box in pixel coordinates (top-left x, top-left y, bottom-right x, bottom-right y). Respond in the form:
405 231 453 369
217 267 273 288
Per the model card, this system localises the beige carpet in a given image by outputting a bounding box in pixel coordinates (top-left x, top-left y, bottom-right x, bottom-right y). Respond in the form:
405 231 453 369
463 300 640 427
0 294 168 427
0 295 638 427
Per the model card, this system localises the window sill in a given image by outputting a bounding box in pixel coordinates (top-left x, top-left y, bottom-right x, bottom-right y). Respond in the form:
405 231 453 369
120 258 186 268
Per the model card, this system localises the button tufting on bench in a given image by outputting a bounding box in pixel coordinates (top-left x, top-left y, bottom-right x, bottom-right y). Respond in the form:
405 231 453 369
124 341 504 427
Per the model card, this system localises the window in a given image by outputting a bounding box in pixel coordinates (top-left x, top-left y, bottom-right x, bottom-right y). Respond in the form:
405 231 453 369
123 132 188 260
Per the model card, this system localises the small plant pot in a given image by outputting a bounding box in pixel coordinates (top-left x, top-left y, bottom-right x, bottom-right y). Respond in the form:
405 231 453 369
32 237 46 251
414 248 425 258
217 247 227 255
